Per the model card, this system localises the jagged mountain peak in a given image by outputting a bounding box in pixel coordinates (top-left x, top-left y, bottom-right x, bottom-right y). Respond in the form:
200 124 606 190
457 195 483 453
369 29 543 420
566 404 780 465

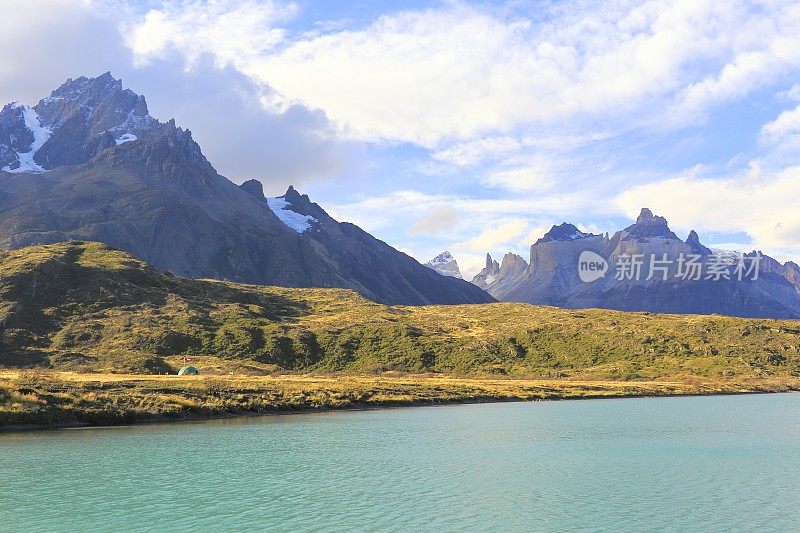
46 72 123 102
467 207 800 318
430 250 455 263
623 207 679 241
687 230 712 255
500 252 528 273
35 72 152 134
239 179 266 200
485 253 499 272
425 251 462 279
535 222 591 245
0 72 213 175
283 185 313 207
264 185 324 234
636 207 655 223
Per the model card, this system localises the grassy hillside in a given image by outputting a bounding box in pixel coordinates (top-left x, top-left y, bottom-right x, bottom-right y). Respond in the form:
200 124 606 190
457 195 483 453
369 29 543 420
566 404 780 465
2 241 800 380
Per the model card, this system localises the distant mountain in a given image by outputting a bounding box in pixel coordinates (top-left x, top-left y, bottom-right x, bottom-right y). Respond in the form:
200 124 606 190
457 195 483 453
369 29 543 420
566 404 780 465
472 209 800 318
425 251 463 279
472 252 528 294
0 73 493 306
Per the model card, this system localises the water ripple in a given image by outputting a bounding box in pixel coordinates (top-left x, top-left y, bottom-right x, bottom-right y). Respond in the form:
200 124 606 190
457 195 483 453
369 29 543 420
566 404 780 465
2 395 800 532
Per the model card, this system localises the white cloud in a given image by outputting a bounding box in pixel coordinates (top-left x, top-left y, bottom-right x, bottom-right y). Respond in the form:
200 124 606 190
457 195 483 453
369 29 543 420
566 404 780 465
125 0 800 148
329 188 598 235
410 207 459 236
328 188 602 278
433 137 521 167
125 0 296 70
615 166 800 258
671 37 800 126
517 224 553 248
456 252 492 280
777 84 800 101
760 103 800 146
453 219 529 252
0 0 123 105
482 156 556 192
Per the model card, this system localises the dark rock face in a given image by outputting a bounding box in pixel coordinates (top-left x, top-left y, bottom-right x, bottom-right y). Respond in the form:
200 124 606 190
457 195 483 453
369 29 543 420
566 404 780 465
471 209 800 318
535 223 591 244
687 230 712 255
0 103 35 170
0 73 493 306
623 208 679 241
239 179 265 201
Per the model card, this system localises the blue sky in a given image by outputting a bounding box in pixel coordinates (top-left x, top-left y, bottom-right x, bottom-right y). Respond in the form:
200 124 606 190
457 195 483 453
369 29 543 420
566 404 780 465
2 0 800 277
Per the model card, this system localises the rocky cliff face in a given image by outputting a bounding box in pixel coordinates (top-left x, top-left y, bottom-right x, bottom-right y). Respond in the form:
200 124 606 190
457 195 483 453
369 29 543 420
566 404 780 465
473 252 528 294
425 251 463 279
0 73 493 306
472 253 501 288
0 72 211 175
472 209 800 318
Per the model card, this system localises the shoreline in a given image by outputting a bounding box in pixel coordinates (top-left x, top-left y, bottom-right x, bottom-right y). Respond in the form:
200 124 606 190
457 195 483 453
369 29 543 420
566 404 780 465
10 389 800 434
2 372 798 433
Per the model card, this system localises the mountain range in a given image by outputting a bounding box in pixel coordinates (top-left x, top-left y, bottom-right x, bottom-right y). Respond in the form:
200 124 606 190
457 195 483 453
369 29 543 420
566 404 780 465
0 73 492 306
473 208 800 318
3 73 797 318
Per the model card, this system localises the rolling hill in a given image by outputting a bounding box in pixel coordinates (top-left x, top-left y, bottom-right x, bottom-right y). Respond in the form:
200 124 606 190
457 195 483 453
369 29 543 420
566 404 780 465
2 241 800 381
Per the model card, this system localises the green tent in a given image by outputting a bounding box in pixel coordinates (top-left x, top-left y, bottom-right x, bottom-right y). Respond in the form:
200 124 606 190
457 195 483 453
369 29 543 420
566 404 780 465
178 365 199 376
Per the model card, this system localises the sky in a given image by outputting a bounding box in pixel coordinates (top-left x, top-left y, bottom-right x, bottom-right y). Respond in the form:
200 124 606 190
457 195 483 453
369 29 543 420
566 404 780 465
2 0 800 278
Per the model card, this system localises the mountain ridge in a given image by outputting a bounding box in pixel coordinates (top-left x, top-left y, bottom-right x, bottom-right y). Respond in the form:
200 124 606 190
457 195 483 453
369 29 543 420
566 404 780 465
0 73 493 306
472 208 800 318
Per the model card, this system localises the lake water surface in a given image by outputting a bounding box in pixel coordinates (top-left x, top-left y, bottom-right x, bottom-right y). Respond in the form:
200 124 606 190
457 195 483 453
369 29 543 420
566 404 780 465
2 393 800 532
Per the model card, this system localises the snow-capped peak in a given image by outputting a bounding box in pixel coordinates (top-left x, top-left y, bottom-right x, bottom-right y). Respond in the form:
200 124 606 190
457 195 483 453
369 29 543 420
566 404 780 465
428 251 455 267
1 104 52 173
266 196 318 234
425 250 463 279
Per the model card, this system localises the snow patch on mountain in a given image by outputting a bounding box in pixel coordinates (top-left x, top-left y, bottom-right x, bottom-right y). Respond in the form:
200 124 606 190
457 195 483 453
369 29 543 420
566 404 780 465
267 197 317 233
424 251 463 279
115 133 137 145
1 103 52 173
3 102 53 174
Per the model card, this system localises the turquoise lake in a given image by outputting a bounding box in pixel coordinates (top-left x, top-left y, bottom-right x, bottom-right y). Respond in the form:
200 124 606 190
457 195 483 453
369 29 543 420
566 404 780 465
2 393 800 532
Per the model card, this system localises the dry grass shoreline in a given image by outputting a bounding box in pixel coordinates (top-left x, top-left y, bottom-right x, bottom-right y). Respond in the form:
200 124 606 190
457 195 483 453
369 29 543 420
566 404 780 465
2 371 798 431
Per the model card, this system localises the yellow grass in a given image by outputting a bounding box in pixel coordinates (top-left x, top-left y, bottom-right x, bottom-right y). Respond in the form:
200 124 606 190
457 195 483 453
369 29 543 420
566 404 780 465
1 370 798 429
